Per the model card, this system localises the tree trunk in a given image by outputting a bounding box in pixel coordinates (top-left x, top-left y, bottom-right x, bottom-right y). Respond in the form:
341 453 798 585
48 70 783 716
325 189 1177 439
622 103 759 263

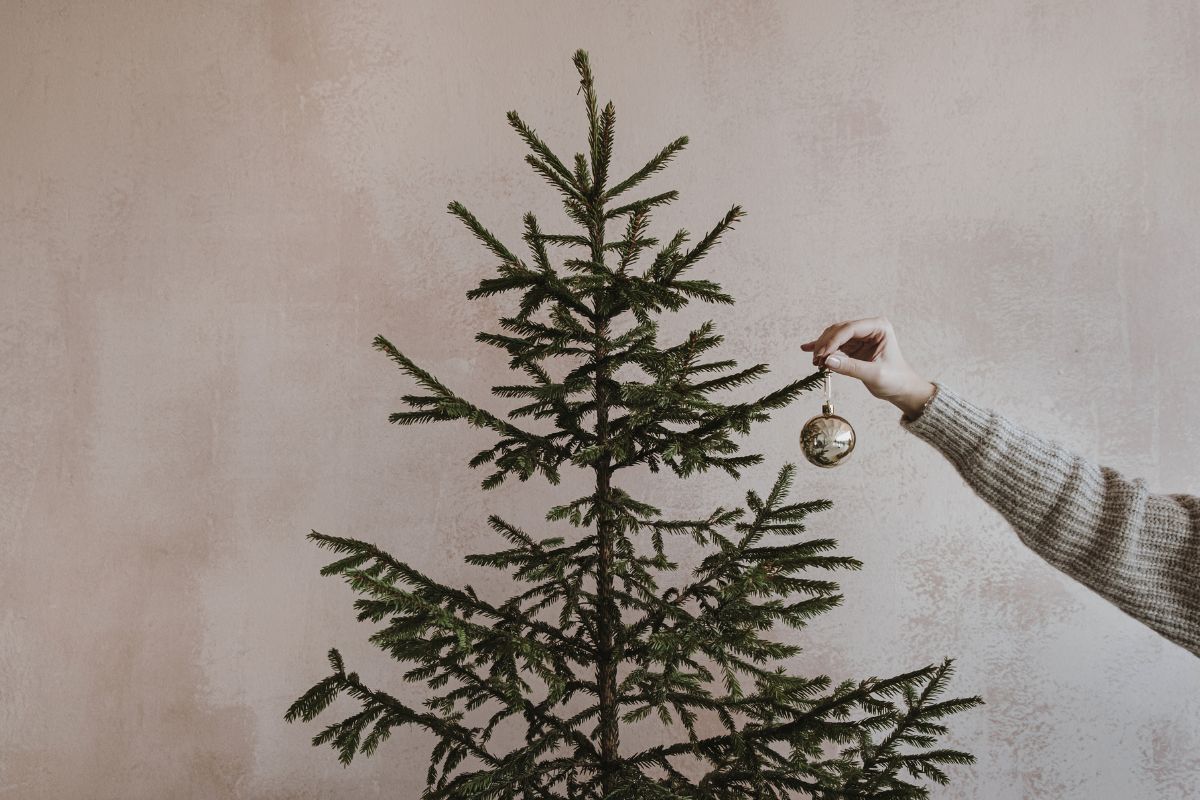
591 200 619 796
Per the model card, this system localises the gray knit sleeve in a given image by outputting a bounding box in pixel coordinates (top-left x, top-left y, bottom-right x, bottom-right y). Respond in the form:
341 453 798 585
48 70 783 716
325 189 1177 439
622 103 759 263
900 382 1200 657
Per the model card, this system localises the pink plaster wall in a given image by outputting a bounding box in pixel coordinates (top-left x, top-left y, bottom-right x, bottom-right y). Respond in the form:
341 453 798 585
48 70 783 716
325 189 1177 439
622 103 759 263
2 2 1198 798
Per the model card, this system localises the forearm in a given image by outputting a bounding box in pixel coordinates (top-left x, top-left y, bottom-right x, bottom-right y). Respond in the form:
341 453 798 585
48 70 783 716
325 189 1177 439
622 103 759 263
901 383 1200 657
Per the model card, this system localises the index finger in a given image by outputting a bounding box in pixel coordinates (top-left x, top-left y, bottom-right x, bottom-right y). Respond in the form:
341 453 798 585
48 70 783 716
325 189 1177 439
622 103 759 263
813 317 890 357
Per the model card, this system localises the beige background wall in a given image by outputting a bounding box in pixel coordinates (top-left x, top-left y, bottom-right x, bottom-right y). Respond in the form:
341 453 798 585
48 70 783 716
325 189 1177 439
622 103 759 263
3 1 1199 798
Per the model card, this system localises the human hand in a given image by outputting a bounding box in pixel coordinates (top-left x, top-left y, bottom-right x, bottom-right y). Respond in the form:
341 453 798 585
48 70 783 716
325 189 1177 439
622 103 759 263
800 317 936 420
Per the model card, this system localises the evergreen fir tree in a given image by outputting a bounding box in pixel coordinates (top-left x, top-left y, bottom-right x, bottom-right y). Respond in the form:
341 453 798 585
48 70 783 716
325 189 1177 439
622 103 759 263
286 50 982 799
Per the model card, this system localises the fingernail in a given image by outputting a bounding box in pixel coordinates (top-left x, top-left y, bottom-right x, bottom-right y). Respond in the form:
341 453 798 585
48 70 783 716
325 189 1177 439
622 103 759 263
825 356 842 369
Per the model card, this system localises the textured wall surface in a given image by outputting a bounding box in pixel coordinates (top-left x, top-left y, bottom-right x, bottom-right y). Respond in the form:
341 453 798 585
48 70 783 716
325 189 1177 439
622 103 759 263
3 1 1199 798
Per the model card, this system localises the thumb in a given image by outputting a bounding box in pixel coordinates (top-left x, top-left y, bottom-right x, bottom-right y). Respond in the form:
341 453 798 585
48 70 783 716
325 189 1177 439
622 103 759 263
822 351 880 385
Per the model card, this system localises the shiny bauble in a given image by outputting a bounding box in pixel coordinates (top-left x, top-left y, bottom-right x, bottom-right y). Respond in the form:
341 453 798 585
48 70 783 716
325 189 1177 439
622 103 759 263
800 402 856 468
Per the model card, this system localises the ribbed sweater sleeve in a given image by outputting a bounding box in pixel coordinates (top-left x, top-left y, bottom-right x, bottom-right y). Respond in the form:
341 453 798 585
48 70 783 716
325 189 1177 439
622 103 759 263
900 383 1200 657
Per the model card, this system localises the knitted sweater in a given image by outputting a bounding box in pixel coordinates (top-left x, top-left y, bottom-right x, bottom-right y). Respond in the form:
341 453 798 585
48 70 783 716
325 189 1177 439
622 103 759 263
900 382 1199 658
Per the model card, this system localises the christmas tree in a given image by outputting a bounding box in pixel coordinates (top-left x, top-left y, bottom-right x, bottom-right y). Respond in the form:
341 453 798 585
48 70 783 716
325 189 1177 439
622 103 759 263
286 50 982 799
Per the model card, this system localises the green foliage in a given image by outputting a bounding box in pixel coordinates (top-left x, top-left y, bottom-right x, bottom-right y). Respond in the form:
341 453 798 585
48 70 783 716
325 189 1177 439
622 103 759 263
287 49 982 798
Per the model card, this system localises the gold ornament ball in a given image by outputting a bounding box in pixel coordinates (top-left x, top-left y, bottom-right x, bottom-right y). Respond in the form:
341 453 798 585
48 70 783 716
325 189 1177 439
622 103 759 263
800 403 856 468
